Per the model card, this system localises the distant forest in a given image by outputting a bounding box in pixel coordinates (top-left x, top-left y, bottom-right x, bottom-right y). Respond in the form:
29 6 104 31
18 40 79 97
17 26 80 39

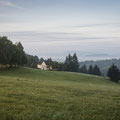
79 59 120 76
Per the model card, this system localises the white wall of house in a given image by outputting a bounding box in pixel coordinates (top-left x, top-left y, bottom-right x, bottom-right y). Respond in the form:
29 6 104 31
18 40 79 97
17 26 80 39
37 62 48 70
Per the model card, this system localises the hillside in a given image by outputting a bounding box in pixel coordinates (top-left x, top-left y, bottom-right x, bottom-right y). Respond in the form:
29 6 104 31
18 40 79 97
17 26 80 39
79 59 120 76
0 67 120 120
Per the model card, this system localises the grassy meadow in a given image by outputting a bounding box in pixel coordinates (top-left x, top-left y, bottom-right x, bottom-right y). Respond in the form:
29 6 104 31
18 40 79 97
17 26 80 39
0 67 120 120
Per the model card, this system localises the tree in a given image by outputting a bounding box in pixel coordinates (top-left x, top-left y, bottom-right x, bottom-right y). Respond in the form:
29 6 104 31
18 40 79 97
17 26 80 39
72 53 79 72
0 36 13 65
88 65 93 75
93 65 101 76
47 58 53 66
15 42 23 50
64 53 79 72
64 54 72 71
52 61 59 70
79 64 88 73
25 55 39 68
15 42 27 65
0 36 27 67
39 58 44 64
107 64 120 82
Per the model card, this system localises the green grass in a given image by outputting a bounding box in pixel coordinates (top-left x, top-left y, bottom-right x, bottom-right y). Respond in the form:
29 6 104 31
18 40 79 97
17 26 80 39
0 67 120 120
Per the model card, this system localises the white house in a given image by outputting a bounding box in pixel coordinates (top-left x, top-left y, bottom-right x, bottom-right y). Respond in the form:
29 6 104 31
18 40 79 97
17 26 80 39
37 61 53 70
37 61 48 70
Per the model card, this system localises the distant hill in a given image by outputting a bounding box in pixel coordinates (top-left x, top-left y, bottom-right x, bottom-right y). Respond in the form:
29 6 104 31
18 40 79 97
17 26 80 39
79 59 120 76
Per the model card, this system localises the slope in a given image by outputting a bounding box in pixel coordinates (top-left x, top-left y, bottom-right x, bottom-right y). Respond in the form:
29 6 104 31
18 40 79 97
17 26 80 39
0 67 120 120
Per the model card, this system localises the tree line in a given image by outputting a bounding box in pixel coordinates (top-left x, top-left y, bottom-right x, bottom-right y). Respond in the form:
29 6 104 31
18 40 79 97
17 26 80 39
0 37 55 69
49 53 79 72
39 55 120 83
79 59 120 76
0 36 27 67
29 53 79 72
79 64 102 76
48 54 102 77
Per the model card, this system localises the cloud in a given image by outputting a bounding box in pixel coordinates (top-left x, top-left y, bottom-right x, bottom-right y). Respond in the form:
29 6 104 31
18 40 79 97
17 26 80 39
0 0 23 9
73 23 120 28
1 30 120 61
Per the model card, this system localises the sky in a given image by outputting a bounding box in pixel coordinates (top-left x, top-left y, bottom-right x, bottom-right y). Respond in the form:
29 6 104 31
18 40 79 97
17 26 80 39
0 0 120 61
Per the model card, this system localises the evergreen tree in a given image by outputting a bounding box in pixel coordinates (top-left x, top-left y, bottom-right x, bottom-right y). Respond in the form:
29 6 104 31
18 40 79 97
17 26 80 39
88 65 93 74
64 53 79 72
73 53 79 72
65 54 72 71
47 58 53 66
79 64 87 73
16 42 23 50
93 65 101 76
15 42 27 65
39 58 44 64
107 64 120 82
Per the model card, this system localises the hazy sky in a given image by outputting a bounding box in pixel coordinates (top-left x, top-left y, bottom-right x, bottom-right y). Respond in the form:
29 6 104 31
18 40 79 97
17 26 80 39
0 0 120 61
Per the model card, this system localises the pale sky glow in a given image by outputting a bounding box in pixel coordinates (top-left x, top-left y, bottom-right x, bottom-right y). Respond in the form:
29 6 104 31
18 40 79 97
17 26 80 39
0 0 120 61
